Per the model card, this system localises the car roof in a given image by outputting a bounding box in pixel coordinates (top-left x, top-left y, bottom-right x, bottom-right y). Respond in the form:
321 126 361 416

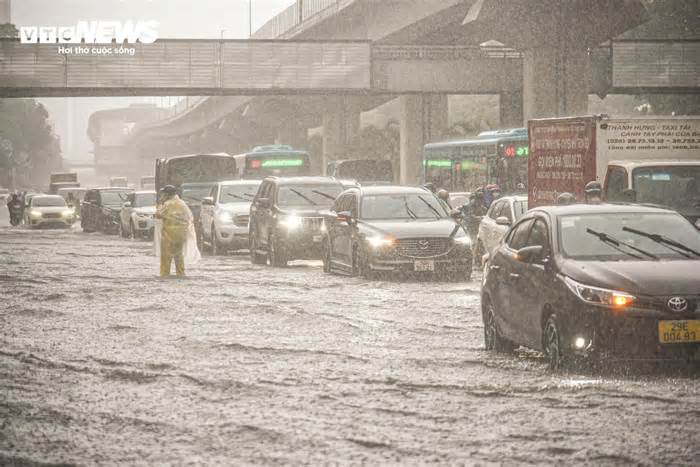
531 203 676 217
32 194 63 199
219 179 261 186
609 160 700 169
134 190 156 195
267 176 341 186
91 187 134 191
357 185 431 196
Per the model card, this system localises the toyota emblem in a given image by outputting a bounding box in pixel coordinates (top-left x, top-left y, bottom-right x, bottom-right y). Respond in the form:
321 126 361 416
667 297 688 313
418 240 430 250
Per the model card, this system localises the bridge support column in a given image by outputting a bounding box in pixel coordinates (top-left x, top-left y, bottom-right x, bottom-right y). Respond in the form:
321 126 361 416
399 94 447 185
523 46 588 120
499 91 523 128
322 97 360 174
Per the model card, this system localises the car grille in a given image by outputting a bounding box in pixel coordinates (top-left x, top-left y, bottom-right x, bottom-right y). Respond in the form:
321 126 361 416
395 238 452 258
42 213 62 219
634 295 700 314
234 214 249 228
302 217 324 232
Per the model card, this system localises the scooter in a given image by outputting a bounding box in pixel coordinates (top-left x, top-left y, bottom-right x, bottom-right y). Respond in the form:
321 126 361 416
8 204 23 226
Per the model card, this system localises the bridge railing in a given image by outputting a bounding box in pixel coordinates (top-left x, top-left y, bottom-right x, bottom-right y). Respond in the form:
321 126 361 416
254 0 341 39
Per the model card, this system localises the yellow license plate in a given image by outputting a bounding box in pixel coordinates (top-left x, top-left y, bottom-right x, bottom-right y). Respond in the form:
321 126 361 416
658 320 700 344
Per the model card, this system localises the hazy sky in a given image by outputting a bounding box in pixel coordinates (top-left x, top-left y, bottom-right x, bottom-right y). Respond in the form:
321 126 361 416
11 0 294 39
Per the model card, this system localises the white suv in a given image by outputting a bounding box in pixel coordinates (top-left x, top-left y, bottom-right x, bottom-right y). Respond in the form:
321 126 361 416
200 180 261 255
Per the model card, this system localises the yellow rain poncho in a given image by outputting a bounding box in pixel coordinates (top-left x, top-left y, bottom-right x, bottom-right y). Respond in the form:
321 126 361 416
154 194 200 277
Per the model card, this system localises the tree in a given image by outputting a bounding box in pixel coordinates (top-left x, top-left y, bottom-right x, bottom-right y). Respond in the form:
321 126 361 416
0 23 18 38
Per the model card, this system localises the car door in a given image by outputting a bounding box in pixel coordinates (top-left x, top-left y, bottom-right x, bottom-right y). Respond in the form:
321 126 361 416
484 200 506 254
250 181 269 243
496 217 535 342
510 216 553 349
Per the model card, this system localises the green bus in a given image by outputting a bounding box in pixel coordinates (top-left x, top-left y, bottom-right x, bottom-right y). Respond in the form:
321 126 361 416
233 145 311 180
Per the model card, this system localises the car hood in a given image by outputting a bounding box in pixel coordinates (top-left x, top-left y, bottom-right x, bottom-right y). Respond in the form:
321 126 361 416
219 203 251 214
559 258 700 296
359 219 462 239
134 206 155 215
30 206 69 214
278 208 328 217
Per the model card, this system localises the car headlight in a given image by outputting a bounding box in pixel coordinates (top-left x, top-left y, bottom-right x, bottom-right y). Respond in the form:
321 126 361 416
368 236 395 248
564 276 635 308
31 210 42 218
61 208 74 217
454 233 471 245
217 212 233 223
280 214 302 230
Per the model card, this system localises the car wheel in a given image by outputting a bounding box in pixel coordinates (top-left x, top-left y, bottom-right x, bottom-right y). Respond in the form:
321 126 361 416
354 246 373 279
482 298 515 353
322 239 332 273
249 228 267 264
268 233 287 267
544 314 565 371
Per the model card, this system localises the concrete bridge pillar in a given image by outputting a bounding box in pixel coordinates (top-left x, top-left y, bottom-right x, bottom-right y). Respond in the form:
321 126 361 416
321 97 361 174
499 91 524 128
523 46 589 121
399 94 447 185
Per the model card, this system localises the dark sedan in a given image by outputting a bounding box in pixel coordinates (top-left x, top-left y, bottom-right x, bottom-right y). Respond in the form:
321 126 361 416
322 186 473 280
481 204 700 369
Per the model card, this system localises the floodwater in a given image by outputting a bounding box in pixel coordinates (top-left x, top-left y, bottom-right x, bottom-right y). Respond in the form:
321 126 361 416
1 210 698 465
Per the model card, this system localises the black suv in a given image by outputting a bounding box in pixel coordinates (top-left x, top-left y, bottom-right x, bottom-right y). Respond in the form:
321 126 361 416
249 177 344 266
482 204 700 369
81 187 133 234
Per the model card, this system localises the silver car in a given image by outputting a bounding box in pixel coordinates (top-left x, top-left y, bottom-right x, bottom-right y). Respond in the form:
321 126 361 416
476 195 528 260
119 191 157 239
200 180 261 255
24 195 76 228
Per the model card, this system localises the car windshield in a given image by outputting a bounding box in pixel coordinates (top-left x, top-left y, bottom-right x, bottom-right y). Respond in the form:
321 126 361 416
181 184 215 203
219 184 260 203
513 200 528 220
277 184 342 208
559 212 700 260
361 193 449 220
31 196 66 207
134 193 156 207
101 191 131 206
633 166 700 216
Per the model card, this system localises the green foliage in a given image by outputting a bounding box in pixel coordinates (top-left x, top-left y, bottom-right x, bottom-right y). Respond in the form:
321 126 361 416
0 23 18 38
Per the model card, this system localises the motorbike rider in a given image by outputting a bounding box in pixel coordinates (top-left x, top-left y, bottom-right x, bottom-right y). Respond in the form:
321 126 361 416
7 192 24 225
437 189 452 209
584 181 603 204
156 185 194 278
556 192 577 205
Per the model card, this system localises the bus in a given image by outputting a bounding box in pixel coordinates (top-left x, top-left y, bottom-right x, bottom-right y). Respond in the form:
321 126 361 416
422 128 528 194
233 145 311 179
155 153 237 193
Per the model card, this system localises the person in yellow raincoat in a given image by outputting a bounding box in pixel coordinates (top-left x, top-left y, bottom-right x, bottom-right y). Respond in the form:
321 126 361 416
155 185 194 277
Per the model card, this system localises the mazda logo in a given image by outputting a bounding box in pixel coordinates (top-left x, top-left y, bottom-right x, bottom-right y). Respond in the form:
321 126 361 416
418 240 430 250
667 297 688 313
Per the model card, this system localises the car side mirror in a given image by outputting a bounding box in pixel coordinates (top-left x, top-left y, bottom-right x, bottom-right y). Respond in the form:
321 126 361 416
202 197 214 206
496 216 511 226
515 245 543 263
257 198 270 208
337 211 353 224
123 201 131 208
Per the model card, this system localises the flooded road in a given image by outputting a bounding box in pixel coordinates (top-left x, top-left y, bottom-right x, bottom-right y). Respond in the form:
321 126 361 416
1 214 698 465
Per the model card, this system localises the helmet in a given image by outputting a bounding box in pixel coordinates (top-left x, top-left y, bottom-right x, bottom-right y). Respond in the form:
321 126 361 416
516 182 526 191
556 192 577 205
161 185 177 196
424 182 436 193
584 181 602 194
437 189 449 201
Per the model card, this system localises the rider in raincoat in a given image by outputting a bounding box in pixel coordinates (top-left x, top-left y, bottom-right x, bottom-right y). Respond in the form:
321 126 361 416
155 185 196 277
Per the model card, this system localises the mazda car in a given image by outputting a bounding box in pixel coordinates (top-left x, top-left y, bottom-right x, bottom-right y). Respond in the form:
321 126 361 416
322 186 473 280
481 204 700 369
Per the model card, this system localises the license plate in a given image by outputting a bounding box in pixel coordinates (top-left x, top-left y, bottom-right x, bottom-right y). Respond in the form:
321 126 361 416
414 259 435 272
312 235 322 243
658 320 700 344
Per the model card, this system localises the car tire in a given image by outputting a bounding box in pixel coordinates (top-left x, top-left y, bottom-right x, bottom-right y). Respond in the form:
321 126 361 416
249 228 267 265
482 298 515 353
354 246 374 280
322 239 332 273
544 314 565 371
268 233 287 267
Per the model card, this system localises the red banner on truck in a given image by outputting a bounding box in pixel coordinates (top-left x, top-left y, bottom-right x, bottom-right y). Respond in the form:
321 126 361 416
528 117 598 208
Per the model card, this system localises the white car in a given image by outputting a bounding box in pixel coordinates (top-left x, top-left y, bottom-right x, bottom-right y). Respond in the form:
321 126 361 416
476 195 528 259
200 180 261 255
119 191 157 239
24 195 76 228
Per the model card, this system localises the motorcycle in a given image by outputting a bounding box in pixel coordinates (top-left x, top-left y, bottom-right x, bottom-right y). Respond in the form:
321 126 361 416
8 202 24 226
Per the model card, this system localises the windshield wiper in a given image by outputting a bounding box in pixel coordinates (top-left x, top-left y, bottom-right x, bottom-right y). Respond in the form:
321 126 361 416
225 192 251 202
586 228 658 260
289 188 317 206
403 199 417 219
417 195 442 219
622 226 700 258
311 190 336 201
